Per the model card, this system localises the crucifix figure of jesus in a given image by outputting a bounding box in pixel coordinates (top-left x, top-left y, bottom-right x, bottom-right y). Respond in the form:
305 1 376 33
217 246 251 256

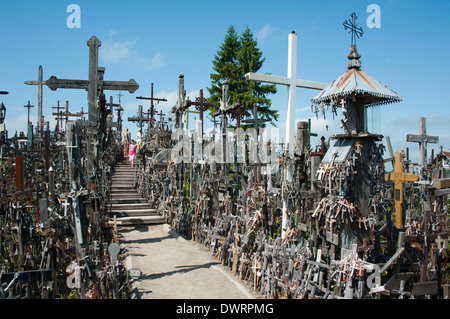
245 31 328 155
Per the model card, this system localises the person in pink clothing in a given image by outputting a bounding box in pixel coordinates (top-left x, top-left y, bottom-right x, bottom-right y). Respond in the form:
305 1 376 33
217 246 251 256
129 140 137 168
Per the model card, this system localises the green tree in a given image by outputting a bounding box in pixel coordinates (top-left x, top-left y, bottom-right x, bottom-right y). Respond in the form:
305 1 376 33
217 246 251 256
208 25 278 126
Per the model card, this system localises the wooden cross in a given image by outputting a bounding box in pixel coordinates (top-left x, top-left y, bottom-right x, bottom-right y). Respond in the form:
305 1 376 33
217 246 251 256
189 89 214 136
128 105 152 132
52 101 63 132
233 221 240 275
51 101 83 130
23 100 34 125
25 37 139 125
385 151 419 228
136 83 167 128
171 74 189 130
406 117 439 176
245 31 328 155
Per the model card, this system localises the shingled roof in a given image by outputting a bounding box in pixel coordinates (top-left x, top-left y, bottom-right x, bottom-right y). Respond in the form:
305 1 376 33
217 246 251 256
311 45 402 108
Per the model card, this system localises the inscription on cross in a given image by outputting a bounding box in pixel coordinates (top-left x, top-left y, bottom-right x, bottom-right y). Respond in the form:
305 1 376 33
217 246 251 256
406 117 439 177
245 32 328 154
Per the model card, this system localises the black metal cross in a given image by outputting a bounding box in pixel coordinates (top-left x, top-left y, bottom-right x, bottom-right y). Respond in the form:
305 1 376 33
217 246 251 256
343 12 364 46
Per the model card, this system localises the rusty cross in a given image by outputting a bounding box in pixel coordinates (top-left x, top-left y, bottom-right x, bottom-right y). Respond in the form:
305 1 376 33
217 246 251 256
189 89 214 136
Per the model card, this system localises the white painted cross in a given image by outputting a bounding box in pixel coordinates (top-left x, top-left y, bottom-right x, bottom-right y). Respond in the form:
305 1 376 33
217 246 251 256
245 31 328 155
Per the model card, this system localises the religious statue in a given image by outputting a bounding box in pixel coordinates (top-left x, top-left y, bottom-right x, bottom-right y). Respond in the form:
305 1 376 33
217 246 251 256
123 127 130 156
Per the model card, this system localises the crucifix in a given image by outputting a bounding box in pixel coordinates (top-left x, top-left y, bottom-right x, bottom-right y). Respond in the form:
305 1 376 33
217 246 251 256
245 31 328 155
136 83 167 129
171 74 189 130
406 117 439 177
385 151 419 228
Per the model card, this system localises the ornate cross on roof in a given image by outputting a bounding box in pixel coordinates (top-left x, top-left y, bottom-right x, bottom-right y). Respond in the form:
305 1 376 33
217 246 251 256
343 12 364 46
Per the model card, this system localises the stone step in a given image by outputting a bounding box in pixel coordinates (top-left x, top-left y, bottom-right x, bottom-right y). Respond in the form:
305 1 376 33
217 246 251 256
111 208 159 216
109 215 164 226
109 203 154 210
107 198 145 204
111 184 136 189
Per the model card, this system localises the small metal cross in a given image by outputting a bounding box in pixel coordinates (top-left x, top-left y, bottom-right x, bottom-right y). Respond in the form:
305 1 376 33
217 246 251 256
343 12 364 46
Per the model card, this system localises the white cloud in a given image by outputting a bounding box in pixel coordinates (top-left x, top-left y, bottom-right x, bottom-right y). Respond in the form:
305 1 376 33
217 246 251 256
100 38 165 69
101 39 136 62
257 24 275 43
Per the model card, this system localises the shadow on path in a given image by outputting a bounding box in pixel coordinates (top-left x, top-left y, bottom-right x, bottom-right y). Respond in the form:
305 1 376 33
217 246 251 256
140 262 221 281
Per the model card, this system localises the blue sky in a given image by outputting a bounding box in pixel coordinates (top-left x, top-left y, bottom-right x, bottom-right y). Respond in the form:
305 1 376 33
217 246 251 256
0 0 449 167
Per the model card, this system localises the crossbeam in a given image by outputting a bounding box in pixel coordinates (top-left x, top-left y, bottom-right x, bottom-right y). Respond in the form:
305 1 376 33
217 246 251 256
245 31 328 155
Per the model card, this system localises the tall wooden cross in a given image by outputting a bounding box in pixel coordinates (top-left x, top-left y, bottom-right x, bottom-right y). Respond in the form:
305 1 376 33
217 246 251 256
136 83 167 128
212 81 241 165
25 37 139 125
25 36 139 179
406 117 439 176
245 31 328 155
385 151 419 228
171 74 189 130
23 100 34 125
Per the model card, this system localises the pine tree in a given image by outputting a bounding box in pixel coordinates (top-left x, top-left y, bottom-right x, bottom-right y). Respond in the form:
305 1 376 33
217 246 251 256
208 26 278 126
208 25 241 111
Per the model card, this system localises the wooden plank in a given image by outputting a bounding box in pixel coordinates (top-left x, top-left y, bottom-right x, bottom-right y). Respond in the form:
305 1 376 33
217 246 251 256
435 178 450 189
412 281 438 296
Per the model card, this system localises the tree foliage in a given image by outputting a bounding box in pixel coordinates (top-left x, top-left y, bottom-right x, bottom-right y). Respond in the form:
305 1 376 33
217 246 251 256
207 25 278 127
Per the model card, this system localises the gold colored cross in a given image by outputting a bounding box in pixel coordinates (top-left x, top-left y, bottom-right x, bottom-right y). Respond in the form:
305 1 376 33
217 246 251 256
385 151 419 228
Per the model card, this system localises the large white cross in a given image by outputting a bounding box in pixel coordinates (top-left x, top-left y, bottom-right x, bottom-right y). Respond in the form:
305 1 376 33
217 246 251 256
245 31 328 155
